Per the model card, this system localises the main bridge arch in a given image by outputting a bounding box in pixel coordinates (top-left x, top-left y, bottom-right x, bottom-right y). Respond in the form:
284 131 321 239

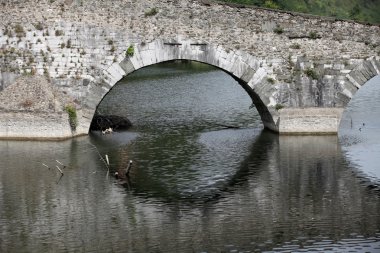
83 39 278 133
82 39 380 136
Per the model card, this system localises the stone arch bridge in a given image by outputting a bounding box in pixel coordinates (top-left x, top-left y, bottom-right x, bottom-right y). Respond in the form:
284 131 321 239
0 0 379 139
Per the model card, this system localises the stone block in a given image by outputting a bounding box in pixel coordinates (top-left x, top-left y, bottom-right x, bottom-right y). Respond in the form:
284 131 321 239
362 60 377 78
240 67 256 83
346 73 362 88
278 108 344 134
119 58 135 75
248 67 267 89
336 91 351 106
370 58 380 74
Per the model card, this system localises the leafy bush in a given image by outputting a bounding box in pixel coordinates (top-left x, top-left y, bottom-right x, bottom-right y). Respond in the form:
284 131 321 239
65 104 78 131
219 0 380 24
263 0 279 9
126 45 134 57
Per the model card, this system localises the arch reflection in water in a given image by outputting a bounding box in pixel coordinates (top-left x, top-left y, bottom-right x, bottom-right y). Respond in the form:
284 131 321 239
1 132 380 252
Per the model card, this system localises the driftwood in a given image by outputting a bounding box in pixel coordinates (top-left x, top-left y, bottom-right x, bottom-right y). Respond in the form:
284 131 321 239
88 143 110 175
42 162 64 184
125 160 133 176
214 123 241 129
202 120 241 129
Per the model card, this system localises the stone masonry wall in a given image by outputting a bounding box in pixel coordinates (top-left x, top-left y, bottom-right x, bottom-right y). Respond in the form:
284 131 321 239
0 0 379 137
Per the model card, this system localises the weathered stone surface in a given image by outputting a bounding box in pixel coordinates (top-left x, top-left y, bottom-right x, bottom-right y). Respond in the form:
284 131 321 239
0 75 90 139
277 108 344 134
0 112 74 140
0 76 65 112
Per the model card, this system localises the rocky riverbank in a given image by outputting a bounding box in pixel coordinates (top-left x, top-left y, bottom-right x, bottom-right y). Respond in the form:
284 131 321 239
0 75 65 112
0 75 85 140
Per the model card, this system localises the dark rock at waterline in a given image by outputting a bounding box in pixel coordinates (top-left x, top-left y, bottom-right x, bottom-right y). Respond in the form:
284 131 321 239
90 114 132 131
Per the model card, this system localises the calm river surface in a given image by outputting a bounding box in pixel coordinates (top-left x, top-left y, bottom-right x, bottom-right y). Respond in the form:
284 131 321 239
1 62 380 252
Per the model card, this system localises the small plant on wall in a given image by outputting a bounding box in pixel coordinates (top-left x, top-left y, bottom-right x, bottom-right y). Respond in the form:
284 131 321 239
126 45 134 57
304 68 318 80
14 24 25 37
145 8 158 17
267 77 275 84
275 104 284 111
65 104 77 131
273 26 283 34
309 31 319 39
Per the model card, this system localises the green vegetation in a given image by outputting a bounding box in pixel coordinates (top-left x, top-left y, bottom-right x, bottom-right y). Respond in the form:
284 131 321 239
43 68 50 79
220 0 380 24
126 45 134 57
65 104 78 131
275 104 284 110
3 28 11 37
14 24 25 37
263 0 279 9
267 77 275 84
28 56 34 64
309 31 319 39
273 26 283 34
145 8 158 17
35 22 44 31
55 30 64 36
304 68 318 80
290 43 301 49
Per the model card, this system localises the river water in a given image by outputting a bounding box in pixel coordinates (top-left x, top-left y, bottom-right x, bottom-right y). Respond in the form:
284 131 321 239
1 62 380 252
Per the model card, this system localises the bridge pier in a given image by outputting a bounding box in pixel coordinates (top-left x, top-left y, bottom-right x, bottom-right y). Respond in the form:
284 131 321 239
272 108 344 135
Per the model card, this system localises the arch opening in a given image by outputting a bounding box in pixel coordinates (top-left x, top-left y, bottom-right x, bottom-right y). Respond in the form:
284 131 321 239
85 39 278 134
90 60 265 133
338 75 380 182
